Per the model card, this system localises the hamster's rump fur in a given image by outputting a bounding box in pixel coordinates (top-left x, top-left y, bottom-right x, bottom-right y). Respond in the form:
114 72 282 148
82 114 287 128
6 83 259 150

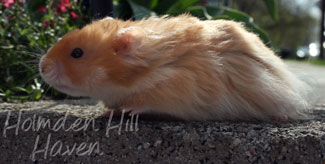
40 14 311 120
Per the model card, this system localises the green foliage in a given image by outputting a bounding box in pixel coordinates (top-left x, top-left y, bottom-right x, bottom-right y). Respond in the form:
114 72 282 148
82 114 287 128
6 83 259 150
0 0 90 101
0 79 43 102
263 0 278 21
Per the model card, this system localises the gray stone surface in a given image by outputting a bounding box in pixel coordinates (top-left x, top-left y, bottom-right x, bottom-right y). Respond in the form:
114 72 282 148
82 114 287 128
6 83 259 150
0 100 325 164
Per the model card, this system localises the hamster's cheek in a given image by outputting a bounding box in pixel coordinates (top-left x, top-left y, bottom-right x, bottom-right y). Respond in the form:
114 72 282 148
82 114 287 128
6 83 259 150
50 73 89 97
55 67 108 97
39 57 87 97
87 67 107 84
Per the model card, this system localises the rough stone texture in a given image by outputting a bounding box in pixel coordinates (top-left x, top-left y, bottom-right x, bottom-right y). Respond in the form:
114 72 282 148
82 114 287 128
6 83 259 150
0 100 324 164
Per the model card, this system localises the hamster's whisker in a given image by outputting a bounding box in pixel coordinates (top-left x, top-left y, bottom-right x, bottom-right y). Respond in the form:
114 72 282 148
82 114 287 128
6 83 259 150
24 60 40 67
27 63 41 71
36 45 46 55
14 41 45 55
14 50 43 58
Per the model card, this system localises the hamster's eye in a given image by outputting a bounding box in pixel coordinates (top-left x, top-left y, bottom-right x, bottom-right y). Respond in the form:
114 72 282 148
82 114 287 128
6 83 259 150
71 48 83 59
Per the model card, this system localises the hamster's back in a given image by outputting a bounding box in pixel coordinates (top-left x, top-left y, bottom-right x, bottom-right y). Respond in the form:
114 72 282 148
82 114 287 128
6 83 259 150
130 15 311 120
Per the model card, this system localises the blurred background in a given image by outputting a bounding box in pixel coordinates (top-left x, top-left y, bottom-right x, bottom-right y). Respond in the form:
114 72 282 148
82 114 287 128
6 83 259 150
0 0 324 101
235 0 322 60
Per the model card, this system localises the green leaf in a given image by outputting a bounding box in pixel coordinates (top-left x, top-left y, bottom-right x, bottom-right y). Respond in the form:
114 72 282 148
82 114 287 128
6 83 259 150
152 0 178 15
127 0 158 9
9 95 30 100
14 87 29 93
5 89 11 96
41 14 55 21
18 61 36 74
188 5 251 22
0 88 5 97
166 0 200 15
221 8 252 23
34 91 42 100
187 6 211 20
127 0 156 20
245 23 271 47
20 29 29 35
150 0 159 9
263 0 278 21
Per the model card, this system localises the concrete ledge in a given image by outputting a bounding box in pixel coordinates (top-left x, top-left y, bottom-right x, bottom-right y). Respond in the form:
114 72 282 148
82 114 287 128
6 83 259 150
0 100 324 163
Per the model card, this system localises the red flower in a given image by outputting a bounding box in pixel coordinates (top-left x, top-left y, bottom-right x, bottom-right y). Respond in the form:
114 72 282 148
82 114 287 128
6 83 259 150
56 0 71 14
43 21 49 27
70 11 78 18
37 6 47 12
2 0 14 8
201 0 208 5
61 0 71 8
42 20 55 28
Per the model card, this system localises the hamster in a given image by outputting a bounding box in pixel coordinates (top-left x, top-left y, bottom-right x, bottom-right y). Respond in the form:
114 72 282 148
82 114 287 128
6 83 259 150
39 14 311 120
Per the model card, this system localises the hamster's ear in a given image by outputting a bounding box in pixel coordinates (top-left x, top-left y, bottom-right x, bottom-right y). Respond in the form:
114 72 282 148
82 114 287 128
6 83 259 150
113 27 145 55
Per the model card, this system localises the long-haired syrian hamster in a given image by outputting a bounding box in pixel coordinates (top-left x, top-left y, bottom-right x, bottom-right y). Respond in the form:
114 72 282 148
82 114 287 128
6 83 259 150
39 14 311 120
